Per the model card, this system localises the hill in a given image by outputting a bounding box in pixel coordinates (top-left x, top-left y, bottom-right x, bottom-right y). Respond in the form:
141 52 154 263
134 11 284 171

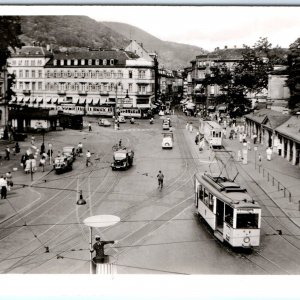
103 21 206 69
19 16 205 69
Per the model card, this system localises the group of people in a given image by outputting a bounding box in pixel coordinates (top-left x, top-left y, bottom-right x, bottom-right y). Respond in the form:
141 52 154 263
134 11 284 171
0 172 13 200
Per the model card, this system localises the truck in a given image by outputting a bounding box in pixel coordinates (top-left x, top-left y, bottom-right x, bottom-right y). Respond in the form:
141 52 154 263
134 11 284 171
111 148 134 170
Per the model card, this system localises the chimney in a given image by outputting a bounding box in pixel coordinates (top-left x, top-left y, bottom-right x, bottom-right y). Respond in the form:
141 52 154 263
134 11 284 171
224 45 228 49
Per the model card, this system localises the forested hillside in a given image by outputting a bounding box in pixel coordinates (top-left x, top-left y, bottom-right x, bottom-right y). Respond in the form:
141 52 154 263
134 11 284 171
19 16 205 69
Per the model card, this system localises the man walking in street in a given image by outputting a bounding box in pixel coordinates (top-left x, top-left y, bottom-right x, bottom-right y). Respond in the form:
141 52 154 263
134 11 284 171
0 176 8 199
86 150 91 167
157 170 164 189
88 122 92 131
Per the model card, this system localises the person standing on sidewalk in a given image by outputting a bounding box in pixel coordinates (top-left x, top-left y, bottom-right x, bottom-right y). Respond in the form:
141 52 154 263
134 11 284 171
88 122 92 132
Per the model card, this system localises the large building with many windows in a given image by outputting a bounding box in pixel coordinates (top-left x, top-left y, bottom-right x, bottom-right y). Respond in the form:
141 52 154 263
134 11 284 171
7 45 156 118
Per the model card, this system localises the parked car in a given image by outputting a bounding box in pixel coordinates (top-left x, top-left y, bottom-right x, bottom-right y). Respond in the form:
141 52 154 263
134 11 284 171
62 146 76 162
162 132 174 149
98 119 111 127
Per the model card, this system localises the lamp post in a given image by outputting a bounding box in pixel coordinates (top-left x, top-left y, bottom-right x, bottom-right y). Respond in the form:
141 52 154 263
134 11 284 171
114 81 122 118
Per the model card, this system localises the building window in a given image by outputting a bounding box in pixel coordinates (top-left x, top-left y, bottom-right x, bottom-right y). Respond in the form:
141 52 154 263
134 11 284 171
31 70 35 78
19 82 23 90
95 59 99 65
60 60 64 66
103 59 107 65
74 70 78 78
81 71 85 78
74 59 78 66
38 70 42 78
31 60 35 66
25 60 29 66
88 59 92 66
53 60 57 66
74 83 79 91
67 59 71 66
110 59 114 65
53 71 57 78
138 70 146 79
128 83 132 92
81 59 85 66
67 70 72 77
25 70 29 78
32 82 36 91
37 60 42 66
38 82 42 90
19 70 23 78
118 70 123 78
18 60 22 66
129 70 132 78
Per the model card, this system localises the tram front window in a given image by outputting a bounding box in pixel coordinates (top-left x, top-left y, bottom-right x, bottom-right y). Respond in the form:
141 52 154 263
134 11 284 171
236 213 259 229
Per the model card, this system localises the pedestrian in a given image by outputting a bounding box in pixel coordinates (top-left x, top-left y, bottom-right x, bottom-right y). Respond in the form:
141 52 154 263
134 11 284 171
15 142 20 154
25 159 31 174
258 153 262 163
0 176 8 199
88 122 92 131
91 235 116 264
253 133 257 144
39 155 46 172
247 140 251 151
77 142 83 156
242 133 247 143
199 139 204 151
31 136 35 145
5 171 13 188
195 134 199 145
157 170 164 189
119 139 122 147
4 146 10 160
47 148 53 163
86 150 91 167
40 143 45 155
266 147 272 161
237 150 242 162
239 133 243 143
189 123 193 133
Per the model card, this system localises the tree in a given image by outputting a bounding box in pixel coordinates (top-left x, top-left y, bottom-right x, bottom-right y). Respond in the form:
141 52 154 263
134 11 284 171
0 16 23 71
286 38 300 112
202 37 278 109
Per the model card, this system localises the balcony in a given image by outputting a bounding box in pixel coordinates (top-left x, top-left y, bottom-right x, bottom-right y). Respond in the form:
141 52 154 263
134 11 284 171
58 90 66 95
100 92 109 96
78 91 87 96
23 89 31 95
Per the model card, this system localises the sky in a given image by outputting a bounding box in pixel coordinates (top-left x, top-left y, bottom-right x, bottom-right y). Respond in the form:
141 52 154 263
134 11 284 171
1 5 300 51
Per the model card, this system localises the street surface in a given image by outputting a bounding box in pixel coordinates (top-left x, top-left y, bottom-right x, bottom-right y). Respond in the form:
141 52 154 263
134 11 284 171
0 112 300 274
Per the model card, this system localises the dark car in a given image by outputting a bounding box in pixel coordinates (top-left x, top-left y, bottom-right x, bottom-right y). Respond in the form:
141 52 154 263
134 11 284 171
111 148 134 170
53 155 73 174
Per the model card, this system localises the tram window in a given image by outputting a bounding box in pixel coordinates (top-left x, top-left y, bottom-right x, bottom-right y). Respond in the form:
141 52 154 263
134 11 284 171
208 194 214 211
224 205 234 227
198 185 202 200
203 188 209 205
236 213 259 229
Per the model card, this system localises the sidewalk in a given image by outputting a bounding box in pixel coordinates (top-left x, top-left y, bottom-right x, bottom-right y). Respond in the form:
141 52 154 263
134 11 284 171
223 135 300 227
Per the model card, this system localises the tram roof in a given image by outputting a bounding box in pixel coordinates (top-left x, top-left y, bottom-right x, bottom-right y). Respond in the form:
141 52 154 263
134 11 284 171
195 172 260 209
201 120 222 129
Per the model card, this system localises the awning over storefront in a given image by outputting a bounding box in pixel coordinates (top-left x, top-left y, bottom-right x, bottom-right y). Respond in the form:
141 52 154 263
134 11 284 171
38 97 43 104
53 98 58 105
25 97 30 104
47 98 52 104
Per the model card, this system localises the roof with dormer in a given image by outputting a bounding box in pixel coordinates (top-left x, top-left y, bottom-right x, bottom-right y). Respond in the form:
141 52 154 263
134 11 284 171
44 49 139 68
11 46 53 57
275 116 300 143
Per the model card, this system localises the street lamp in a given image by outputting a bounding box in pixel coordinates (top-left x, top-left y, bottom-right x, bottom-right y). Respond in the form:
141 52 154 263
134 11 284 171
76 190 86 206
114 81 122 117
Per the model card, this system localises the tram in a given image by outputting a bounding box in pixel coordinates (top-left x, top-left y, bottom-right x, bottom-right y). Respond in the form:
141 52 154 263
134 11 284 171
199 120 223 148
119 108 142 118
57 103 114 117
194 172 261 248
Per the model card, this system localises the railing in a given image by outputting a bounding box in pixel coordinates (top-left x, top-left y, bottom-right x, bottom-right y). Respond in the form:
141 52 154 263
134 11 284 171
23 89 31 95
257 164 292 203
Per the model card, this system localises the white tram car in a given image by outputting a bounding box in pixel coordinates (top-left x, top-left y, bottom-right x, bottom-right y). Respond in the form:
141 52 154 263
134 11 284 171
199 120 223 148
194 172 261 248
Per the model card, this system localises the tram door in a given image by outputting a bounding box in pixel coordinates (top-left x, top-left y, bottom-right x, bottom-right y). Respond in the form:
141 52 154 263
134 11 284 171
216 199 224 230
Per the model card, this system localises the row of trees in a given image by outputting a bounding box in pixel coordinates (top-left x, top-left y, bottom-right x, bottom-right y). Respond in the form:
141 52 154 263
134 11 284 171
200 37 299 113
